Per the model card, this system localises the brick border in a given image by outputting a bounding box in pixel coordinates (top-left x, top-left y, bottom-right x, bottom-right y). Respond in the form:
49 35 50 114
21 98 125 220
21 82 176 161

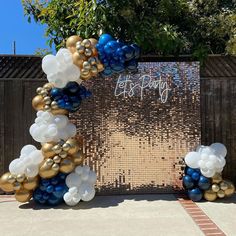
177 194 226 236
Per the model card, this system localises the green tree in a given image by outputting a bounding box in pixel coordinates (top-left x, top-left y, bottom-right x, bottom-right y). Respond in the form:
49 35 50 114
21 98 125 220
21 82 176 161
22 0 236 59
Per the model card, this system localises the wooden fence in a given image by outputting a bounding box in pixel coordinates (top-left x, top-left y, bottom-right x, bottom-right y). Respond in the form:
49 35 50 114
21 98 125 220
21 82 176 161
0 56 236 186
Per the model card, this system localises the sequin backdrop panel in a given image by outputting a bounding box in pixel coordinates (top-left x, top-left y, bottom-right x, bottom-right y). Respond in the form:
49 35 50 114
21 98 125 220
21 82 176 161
71 62 200 194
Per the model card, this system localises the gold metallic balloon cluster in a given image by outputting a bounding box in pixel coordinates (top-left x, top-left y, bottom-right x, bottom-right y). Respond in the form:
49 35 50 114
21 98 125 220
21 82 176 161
204 173 235 201
66 35 104 80
39 137 84 179
0 172 38 202
32 83 68 115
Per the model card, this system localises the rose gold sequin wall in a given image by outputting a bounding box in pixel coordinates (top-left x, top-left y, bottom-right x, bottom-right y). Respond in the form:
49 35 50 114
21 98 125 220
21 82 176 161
71 62 200 194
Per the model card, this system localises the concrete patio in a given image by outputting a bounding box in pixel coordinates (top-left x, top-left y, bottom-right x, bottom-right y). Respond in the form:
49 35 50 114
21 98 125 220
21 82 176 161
0 194 235 236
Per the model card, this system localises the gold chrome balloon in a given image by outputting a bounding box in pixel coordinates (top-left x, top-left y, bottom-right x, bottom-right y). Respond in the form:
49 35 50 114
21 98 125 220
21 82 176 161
62 143 71 152
53 155 61 164
32 95 45 111
212 184 220 192
97 63 104 72
220 181 228 191
43 83 53 91
60 157 75 173
89 38 98 46
23 176 39 191
59 151 68 159
39 161 58 179
217 190 225 198
66 35 82 49
224 181 235 197
212 173 223 184
42 142 56 158
71 151 84 166
7 174 16 184
66 138 82 155
16 174 25 183
0 172 14 192
72 52 86 68
52 144 62 154
13 182 21 191
82 39 91 48
204 190 217 201
15 189 32 203
51 108 69 115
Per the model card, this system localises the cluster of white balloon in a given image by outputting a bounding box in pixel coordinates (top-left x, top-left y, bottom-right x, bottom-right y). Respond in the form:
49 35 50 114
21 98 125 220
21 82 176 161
185 143 227 178
64 166 97 206
30 111 77 143
9 145 44 178
42 48 82 88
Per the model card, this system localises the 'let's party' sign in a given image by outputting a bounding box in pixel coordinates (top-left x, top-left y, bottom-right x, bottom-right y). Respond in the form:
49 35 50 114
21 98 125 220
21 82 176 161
73 61 200 194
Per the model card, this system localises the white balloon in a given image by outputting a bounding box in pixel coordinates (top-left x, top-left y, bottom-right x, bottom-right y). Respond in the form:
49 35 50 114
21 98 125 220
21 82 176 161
66 173 82 188
196 145 205 153
42 55 59 75
201 168 215 178
210 143 227 158
9 159 24 174
69 187 78 195
24 165 39 177
200 147 214 156
88 171 97 185
184 152 200 168
63 192 73 202
75 166 83 175
20 145 36 155
30 150 44 164
79 184 96 202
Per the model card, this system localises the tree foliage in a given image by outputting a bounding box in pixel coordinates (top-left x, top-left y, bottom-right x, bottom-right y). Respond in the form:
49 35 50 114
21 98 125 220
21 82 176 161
22 0 236 58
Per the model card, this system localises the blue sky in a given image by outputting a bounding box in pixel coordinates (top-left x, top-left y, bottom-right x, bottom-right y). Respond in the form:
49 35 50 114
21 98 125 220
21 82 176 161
0 0 51 55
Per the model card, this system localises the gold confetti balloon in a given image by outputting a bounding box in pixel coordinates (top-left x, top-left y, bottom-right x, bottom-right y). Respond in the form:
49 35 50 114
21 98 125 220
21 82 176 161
15 189 32 203
0 172 14 192
204 190 217 201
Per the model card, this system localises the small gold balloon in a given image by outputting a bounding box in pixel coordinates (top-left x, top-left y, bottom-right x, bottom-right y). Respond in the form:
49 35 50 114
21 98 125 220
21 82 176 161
89 38 98 46
72 52 86 68
212 184 220 192
15 189 32 203
36 87 43 94
23 176 39 191
51 101 58 109
43 96 51 105
77 45 85 54
52 163 60 171
204 190 217 201
91 65 98 76
66 138 81 155
32 95 45 111
42 142 56 158
91 47 98 57
62 143 71 152
39 161 58 179
7 174 16 184
212 173 223 184
46 158 54 166
220 181 228 191
43 83 53 91
84 48 92 57
59 151 68 159
88 57 97 65
224 181 235 197
44 104 51 111
82 39 92 48
40 89 48 97
217 190 225 198
13 182 22 191
60 157 75 173
0 172 14 192
97 63 104 72
66 35 82 48
52 144 62 154
51 108 69 115
16 174 25 183
71 151 84 166
83 61 91 70
53 155 61 164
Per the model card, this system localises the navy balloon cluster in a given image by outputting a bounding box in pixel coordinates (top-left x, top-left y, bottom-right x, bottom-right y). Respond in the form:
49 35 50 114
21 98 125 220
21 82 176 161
50 82 92 112
183 166 211 202
33 173 68 206
96 34 140 76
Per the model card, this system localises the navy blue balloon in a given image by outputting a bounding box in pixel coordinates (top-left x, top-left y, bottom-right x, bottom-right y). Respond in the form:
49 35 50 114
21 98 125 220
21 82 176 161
198 176 211 190
122 45 135 60
33 173 68 206
188 188 203 202
50 82 91 113
191 171 200 181
104 41 120 54
98 34 114 46
186 167 195 176
183 175 194 189
131 44 141 59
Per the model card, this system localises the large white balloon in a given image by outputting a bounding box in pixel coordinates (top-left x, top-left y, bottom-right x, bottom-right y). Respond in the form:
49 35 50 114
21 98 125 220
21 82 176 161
42 48 81 88
184 152 200 168
30 111 76 143
64 165 97 206
9 145 43 177
210 143 227 158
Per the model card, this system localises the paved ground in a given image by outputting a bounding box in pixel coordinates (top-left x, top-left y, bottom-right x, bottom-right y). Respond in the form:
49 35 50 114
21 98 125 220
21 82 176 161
0 194 235 236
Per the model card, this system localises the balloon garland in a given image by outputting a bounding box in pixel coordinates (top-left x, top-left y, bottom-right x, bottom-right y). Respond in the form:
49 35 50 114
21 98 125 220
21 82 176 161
183 143 235 201
0 34 140 206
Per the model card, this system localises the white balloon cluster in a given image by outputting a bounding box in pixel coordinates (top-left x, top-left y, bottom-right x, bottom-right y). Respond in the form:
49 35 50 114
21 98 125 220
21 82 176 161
42 48 81 88
9 145 44 177
185 143 227 178
30 111 77 143
63 165 97 206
